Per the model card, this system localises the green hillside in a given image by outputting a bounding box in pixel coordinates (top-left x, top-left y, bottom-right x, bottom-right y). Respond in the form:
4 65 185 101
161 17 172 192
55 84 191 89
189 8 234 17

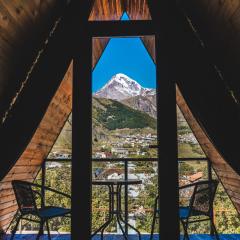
93 97 157 130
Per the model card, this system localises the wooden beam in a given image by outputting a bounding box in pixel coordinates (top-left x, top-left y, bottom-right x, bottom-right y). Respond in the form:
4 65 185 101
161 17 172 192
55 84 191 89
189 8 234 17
71 1 93 239
0 1 74 181
89 20 154 36
148 0 179 239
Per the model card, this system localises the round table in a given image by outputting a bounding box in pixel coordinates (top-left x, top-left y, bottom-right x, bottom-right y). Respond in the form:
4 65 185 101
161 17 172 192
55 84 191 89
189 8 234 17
92 179 142 240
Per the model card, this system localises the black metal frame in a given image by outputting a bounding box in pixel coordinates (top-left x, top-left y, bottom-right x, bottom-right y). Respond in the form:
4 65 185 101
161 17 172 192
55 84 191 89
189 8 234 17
26 1 200 238
39 157 211 237
179 180 219 240
70 1 180 239
150 178 217 240
11 180 71 240
91 181 141 240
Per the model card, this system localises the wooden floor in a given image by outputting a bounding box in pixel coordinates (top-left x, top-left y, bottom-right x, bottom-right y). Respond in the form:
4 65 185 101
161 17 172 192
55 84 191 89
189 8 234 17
4 234 240 239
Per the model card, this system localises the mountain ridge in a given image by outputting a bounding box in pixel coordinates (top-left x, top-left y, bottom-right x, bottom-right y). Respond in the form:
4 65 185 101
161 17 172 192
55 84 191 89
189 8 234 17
94 73 157 118
94 73 155 101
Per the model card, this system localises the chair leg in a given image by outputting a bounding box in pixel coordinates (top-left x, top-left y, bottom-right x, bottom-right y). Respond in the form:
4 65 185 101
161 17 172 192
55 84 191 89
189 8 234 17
210 219 220 240
10 215 21 240
36 220 44 240
150 198 159 240
46 220 51 240
181 220 189 240
150 210 157 240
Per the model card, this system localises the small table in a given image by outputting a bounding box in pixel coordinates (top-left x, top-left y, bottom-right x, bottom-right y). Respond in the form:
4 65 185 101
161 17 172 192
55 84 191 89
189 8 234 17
91 179 142 240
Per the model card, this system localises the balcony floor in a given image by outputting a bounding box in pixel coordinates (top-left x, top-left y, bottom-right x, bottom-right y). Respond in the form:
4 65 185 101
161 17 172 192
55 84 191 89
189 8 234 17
4 234 240 240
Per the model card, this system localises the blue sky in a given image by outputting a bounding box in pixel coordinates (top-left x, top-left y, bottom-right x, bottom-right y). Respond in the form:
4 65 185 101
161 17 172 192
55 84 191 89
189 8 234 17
92 14 156 93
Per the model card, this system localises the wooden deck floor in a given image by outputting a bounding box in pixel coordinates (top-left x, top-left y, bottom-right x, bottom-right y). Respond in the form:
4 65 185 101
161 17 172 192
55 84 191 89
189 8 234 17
4 234 240 239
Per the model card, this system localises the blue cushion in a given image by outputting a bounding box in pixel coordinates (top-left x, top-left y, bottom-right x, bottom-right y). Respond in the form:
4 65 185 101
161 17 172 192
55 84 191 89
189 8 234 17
38 206 71 218
179 207 190 219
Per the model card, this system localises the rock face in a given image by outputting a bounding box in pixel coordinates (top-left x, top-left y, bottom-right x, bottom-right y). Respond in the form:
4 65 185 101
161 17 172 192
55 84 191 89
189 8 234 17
122 95 157 119
94 73 155 101
94 73 157 118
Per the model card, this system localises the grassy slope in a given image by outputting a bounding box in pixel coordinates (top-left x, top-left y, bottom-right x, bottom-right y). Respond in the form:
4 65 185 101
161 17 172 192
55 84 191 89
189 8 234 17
93 97 157 130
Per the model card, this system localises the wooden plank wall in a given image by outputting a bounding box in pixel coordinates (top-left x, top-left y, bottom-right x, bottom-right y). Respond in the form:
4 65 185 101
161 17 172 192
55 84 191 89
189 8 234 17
0 0 68 122
89 0 151 21
176 87 240 214
89 0 124 21
125 0 151 20
90 0 155 66
140 36 156 63
126 0 151 20
0 63 72 232
92 36 155 70
92 38 110 69
180 0 240 104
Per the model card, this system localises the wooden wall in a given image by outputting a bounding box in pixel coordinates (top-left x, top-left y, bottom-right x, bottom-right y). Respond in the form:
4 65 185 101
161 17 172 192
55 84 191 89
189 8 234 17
0 0 69 122
92 38 110 68
125 0 151 20
89 0 151 20
89 0 124 21
180 0 240 104
0 63 72 231
90 0 154 66
141 36 155 63
177 87 240 214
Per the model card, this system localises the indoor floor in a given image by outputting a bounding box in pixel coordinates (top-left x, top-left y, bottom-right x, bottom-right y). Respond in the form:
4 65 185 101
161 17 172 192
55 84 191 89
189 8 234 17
4 234 240 240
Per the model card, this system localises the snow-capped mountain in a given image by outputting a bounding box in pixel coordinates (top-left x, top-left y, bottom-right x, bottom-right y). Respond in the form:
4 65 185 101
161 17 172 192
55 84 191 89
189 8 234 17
94 73 155 101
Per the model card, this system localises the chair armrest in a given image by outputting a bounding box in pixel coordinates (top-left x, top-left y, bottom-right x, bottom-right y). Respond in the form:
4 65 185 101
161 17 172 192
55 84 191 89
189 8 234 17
32 189 44 204
43 186 71 199
30 182 71 199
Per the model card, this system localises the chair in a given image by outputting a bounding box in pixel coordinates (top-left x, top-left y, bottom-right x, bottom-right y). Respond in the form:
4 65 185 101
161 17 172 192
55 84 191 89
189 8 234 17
150 180 219 240
11 180 71 240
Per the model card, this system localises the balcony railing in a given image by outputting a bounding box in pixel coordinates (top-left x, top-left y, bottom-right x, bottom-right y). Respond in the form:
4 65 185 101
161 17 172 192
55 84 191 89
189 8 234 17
34 157 213 235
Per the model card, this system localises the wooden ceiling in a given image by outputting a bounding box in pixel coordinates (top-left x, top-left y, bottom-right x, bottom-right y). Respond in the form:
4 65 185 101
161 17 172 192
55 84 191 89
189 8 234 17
177 87 240 214
179 0 240 105
0 0 240 232
0 63 72 230
0 0 69 123
89 0 151 21
91 0 154 68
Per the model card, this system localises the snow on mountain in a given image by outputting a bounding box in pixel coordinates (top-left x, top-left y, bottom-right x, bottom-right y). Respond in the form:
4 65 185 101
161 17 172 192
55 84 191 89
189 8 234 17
94 73 155 101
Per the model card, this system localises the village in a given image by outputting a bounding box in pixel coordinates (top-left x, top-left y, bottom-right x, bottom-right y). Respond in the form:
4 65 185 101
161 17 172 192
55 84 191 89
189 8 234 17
93 133 158 159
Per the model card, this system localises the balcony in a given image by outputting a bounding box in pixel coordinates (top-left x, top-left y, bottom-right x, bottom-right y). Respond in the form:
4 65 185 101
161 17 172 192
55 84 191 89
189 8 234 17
5 156 240 240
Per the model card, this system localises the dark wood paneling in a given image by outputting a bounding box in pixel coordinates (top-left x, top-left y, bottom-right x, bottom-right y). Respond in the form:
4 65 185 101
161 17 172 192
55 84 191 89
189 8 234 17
89 0 151 21
180 0 240 103
126 0 151 20
0 0 69 121
92 38 110 69
141 36 155 62
0 63 72 231
177 87 240 216
89 0 124 21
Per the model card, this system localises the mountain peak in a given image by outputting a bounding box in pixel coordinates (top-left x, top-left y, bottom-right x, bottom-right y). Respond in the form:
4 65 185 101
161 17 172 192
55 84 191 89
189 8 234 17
95 73 155 101
104 73 141 91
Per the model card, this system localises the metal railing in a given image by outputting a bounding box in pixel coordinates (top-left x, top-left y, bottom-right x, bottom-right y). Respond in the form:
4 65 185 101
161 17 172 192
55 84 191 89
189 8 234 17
40 156 212 234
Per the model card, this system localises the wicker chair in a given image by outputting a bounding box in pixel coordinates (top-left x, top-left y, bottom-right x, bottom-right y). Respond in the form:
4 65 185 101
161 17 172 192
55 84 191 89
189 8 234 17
150 180 219 240
11 180 71 240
